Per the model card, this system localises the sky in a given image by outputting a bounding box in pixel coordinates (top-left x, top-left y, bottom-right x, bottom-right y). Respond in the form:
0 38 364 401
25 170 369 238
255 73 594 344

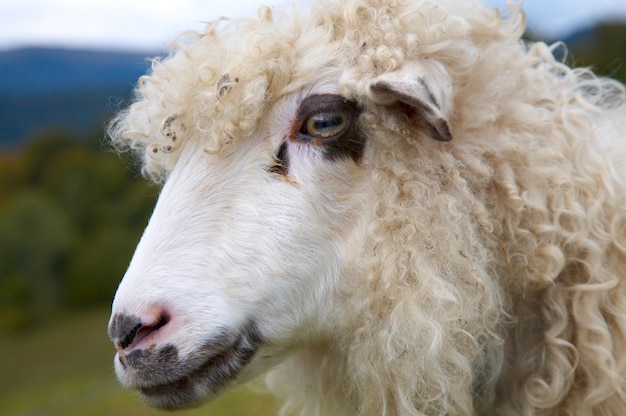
1 0 625 52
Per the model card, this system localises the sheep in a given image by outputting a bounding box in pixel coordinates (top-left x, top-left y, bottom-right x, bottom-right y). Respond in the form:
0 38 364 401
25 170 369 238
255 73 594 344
106 0 626 414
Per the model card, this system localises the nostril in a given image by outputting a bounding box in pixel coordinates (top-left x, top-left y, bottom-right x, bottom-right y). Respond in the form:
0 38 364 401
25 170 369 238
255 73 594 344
109 311 171 351
130 315 169 349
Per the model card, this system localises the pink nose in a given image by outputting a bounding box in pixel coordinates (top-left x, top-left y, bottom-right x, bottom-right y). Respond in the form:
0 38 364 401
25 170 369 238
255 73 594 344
108 310 171 351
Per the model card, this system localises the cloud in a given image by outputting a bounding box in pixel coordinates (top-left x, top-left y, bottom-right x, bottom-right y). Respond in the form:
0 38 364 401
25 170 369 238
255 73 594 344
0 0 273 51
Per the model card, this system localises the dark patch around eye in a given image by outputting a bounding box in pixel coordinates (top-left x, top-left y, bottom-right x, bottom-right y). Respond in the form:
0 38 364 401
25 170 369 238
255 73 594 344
293 94 365 163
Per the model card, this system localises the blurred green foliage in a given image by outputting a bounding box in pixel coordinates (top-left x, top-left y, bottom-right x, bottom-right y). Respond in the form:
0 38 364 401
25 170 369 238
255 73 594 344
568 23 626 84
0 130 157 331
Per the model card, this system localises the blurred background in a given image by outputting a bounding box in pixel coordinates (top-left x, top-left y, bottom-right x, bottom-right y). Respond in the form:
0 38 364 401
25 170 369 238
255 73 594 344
0 0 624 415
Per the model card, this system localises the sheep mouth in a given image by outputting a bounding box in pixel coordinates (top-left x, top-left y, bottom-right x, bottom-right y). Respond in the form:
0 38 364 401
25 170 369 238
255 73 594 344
135 323 263 409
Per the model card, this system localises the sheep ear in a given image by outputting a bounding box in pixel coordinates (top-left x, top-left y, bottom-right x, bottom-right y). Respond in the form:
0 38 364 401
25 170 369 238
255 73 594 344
367 61 453 141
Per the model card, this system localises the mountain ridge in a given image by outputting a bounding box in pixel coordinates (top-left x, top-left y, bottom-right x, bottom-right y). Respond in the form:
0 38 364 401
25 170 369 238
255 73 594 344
0 47 156 95
0 47 157 147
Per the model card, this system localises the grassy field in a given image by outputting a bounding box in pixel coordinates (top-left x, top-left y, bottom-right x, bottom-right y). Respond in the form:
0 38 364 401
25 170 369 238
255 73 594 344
0 308 281 416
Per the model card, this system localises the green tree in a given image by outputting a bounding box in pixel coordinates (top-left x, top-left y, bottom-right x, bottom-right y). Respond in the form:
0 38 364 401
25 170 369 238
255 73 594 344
574 23 626 84
0 192 74 329
0 130 157 330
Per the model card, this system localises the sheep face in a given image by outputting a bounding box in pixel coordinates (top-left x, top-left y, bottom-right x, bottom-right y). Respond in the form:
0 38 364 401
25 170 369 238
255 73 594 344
107 81 376 408
108 64 458 410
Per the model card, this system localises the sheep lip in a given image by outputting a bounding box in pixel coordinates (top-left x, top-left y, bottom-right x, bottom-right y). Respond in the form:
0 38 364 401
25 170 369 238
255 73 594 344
137 324 263 409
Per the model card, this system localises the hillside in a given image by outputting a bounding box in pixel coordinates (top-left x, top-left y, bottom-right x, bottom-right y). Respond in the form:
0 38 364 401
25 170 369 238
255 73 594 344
0 308 280 415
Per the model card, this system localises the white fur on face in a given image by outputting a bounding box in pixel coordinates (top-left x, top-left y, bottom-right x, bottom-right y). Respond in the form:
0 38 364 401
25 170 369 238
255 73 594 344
109 85 367 401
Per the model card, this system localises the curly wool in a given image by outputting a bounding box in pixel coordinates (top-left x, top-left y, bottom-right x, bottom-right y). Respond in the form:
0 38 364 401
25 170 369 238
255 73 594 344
109 0 626 414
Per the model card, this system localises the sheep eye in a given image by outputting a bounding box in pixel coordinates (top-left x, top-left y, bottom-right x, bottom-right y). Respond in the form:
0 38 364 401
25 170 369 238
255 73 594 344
295 95 359 145
293 94 364 162
303 112 348 139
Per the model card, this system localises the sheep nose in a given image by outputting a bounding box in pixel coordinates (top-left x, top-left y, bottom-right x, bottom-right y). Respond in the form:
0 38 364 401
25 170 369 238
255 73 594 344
108 311 170 350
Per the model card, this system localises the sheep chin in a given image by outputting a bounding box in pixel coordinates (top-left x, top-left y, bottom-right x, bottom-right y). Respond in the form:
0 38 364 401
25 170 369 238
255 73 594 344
136 322 263 410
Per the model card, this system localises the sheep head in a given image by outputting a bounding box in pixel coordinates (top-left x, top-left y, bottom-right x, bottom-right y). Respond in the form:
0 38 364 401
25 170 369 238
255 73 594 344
105 0 496 411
